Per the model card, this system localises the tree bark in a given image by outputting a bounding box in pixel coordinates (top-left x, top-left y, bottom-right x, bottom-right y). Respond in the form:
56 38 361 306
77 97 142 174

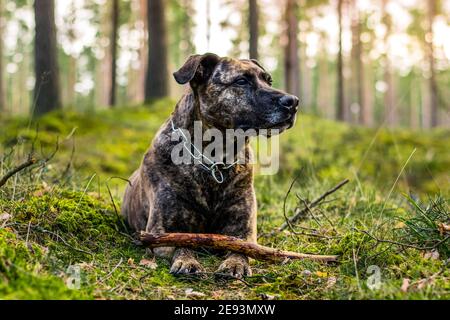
181 0 195 60
97 1 113 107
249 0 259 60
109 0 119 107
284 0 300 97
427 0 438 128
382 0 396 126
33 0 61 117
140 232 338 263
350 1 365 124
0 0 5 113
133 0 147 103
65 0 77 108
336 0 345 121
145 0 169 101
364 60 374 127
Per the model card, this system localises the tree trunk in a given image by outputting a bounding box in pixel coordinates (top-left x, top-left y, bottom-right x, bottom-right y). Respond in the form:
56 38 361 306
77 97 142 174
65 0 77 108
350 1 365 124
109 0 119 107
0 0 5 113
181 0 195 60
145 0 168 101
96 2 112 107
382 0 396 126
364 60 374 127
336 0 345 121
427 0 438 128
134 0 147 103
33 0 61 117
284 0 300 97
249 0 259 60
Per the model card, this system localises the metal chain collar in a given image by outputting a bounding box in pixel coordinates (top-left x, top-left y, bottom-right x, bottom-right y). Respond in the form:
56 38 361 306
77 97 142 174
171 120 239 184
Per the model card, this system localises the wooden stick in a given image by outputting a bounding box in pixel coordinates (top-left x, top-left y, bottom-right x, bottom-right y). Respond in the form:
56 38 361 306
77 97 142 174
280 179 350 231
139 232 338 263
0 156 37 188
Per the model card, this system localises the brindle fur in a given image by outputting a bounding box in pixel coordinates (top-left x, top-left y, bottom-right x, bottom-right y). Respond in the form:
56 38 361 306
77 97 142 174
122 53 298 278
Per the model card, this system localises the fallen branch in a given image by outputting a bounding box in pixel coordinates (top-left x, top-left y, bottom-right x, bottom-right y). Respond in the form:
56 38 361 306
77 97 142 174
280 179 350 231
355 228 450 251
0 136 60 189
139 232 338 263
0 155 37 188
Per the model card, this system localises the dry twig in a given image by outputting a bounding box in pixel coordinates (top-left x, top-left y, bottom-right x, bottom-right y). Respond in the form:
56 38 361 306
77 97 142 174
0 155 37 188
280 179 350 231
355 228 450 251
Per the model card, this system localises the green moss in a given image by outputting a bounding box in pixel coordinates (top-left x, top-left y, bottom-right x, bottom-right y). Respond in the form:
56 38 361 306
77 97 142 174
0 99 448 300
0 229 89 299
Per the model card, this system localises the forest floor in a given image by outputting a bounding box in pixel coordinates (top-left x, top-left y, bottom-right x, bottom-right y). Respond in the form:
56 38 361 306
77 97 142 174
0 99 449 300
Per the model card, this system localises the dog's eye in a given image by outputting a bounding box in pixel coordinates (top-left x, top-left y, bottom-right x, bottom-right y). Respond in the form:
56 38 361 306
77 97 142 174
264 75 273 86
235 78 249 86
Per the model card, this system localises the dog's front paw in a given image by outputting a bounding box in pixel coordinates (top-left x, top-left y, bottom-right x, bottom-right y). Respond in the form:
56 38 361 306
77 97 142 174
216 254 252 279
170 256 203 275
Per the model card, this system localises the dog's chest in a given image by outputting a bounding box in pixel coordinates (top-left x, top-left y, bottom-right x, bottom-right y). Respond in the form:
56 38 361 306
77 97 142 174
177 165 236 213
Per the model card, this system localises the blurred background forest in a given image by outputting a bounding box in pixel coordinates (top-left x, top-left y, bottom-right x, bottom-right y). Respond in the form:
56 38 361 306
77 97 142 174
0 0 448 128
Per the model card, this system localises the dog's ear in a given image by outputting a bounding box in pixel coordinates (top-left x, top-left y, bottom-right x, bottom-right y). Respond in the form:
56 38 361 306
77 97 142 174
249 59 266 72
173 53 220 85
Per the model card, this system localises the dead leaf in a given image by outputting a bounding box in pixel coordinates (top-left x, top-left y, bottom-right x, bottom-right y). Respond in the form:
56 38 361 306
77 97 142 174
416 271 441 290
0 213 11 221
417 279 428 290
185 288 206 299
139 258 158 269
211 290 224 299
326 276 337 289
127 258 135 266
423 250 439 260
315 271 328 278
401 278 410 293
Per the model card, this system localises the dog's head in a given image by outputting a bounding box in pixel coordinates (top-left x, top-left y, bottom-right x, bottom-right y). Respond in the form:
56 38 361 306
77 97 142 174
173 53 299 134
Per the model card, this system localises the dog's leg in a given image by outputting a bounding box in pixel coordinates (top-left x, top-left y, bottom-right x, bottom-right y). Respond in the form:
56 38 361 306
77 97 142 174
214 186 256 278
217 253 252 278
169 248 203 275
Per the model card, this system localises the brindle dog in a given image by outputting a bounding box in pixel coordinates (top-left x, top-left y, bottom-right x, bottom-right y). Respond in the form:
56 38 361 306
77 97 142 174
121 53 299 278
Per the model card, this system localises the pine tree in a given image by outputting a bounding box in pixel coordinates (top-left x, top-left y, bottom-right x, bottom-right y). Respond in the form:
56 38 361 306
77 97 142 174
145 0 169 101
33 0 62 117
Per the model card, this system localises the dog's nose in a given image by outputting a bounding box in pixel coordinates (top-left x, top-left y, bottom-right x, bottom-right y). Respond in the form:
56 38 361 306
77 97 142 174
279 95 299 111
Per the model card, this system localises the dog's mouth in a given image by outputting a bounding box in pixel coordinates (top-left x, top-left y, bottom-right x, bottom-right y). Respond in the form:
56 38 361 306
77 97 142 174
267 116 295 129
235 110 298 133
236 116 297 135
266 113 298 131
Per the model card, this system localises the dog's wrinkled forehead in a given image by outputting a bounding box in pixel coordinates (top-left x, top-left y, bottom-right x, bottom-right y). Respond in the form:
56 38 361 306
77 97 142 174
211 58 265 83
